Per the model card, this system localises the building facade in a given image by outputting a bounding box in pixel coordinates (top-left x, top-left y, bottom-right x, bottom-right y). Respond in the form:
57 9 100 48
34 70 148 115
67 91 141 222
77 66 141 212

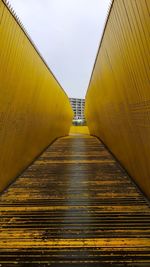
69 98 85 121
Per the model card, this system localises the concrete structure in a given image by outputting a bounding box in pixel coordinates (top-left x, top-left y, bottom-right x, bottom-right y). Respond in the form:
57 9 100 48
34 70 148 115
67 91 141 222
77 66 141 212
69 98 85 120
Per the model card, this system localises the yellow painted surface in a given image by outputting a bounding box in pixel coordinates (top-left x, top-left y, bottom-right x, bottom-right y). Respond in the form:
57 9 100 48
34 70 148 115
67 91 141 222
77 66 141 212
0 238 150 249
85 0 150 198
0 1 73 192
69 126 90 135
0 135 149 264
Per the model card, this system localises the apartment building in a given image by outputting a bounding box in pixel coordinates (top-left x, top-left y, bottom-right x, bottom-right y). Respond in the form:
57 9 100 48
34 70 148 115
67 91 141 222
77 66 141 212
69 98 85 120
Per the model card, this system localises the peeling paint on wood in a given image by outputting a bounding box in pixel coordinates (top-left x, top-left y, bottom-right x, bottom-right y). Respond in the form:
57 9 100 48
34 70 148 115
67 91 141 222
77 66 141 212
0 135 150 266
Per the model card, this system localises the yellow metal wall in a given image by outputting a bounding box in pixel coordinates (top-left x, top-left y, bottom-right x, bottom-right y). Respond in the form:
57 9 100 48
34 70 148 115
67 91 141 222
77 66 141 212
85 0 150 198
69 126 90 135
0 0 73 192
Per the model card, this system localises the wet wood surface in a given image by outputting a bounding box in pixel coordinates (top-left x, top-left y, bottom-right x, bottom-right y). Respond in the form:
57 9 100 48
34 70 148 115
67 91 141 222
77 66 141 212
0 135 150 266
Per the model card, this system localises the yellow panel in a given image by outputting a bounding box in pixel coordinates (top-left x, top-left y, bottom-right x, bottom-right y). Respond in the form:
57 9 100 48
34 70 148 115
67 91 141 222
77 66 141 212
85 0 150 198
69 126 90 135
0 0 73 192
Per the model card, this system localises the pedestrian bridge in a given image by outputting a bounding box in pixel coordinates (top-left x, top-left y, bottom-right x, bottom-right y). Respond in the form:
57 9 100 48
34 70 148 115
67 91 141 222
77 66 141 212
0 0 150 266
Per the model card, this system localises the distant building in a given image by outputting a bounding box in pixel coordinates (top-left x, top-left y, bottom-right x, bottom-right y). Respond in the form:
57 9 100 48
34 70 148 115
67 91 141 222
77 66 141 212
69 98 85 121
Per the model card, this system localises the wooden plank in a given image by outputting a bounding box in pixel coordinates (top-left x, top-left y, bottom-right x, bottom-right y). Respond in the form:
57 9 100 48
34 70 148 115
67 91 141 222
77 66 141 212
0 135 150 266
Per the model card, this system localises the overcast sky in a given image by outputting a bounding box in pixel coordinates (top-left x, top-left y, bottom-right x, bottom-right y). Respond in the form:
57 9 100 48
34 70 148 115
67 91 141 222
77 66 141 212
9 0 111 98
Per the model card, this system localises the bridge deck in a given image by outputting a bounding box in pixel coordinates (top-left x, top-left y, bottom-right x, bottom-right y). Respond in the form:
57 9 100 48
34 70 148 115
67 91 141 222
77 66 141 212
0 135 150 266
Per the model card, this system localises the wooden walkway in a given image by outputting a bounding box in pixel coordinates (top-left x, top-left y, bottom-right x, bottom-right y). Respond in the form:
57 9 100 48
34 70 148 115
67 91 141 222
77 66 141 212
0 135 150 266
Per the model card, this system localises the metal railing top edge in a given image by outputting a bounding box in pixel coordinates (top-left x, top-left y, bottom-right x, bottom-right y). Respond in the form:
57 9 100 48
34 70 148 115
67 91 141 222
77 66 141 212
1 0 69 99
85 0 114 100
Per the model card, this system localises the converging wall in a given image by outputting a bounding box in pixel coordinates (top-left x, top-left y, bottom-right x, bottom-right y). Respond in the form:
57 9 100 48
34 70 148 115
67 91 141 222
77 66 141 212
85 0 150 198
0 0 73 192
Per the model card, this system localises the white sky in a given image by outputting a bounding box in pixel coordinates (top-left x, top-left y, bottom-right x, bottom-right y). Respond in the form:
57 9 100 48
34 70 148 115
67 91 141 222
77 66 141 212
9 0 111 98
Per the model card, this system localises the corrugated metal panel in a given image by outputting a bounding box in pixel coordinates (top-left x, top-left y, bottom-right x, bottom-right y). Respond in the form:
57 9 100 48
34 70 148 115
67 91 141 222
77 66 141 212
0 0 73 192
85 0 150 199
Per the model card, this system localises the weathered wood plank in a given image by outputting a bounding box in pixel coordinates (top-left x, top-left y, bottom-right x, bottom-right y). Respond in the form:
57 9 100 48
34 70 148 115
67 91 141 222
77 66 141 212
0 135 150 266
